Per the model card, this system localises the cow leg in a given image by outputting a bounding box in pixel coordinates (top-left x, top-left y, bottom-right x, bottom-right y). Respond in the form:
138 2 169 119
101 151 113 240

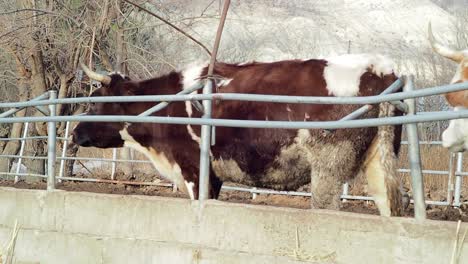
308 138 357 211
178 163 223 200
310 167 343 210
209 166 223 199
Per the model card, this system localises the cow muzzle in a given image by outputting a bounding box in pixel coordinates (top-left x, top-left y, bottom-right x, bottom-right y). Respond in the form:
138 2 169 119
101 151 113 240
71 129 92 147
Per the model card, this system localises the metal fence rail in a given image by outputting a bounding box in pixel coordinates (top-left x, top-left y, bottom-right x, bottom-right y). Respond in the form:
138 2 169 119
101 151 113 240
0 78 467 220
1 79 468 108
2 121 464 205
1 126 464 207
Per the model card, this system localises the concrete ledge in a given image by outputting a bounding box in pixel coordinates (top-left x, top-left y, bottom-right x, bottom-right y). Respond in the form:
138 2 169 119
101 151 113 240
0 187 466 264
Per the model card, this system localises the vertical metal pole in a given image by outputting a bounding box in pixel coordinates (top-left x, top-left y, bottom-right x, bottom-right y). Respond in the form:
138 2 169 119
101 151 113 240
447 152 456 205
453 152 463 207
252 187 257 200
198 0 230 201
342 183 349 202
58 121 70 183
199 80 214 201
47 90 57 190
14 122 29 183
111 148 117 180
403 75 426 220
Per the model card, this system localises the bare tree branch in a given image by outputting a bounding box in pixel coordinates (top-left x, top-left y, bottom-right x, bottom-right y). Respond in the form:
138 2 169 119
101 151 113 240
122 0 212 57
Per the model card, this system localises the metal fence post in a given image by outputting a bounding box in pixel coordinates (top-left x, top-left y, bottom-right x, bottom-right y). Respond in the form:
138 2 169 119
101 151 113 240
58 121 70 183
403 75 426 220
198 80 214 201
47 90 57 190
342 183 349 202
198 0 230 201
453 152 464 207
111 148 117 180
14 122 29 183
447 152 456 205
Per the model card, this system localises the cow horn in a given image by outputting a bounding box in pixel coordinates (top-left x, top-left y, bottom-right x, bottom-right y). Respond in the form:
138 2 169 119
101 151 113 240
428 22 464 63
80 62 111 85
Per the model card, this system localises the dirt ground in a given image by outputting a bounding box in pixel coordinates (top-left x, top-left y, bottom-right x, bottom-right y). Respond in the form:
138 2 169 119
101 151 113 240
1 177 467 222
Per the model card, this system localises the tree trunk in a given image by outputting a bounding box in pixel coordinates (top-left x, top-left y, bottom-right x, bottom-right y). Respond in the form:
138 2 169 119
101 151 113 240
56 73 74 134
0 49 31 180
64 143 79 177
22 46 48 181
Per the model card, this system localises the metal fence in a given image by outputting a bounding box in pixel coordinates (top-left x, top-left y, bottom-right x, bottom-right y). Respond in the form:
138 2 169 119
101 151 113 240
1 76 468 220
1 130 465 206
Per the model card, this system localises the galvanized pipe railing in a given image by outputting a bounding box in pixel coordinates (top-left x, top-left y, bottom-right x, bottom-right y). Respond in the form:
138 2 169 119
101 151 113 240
0 109 467 129
58 121 71 183
47 90 57 190
447 153 456 205
325 78 404 133
453 152 464 207
198 0 231 201
0 92 49 118
138 83 204 116
403 76 426 220
199 80 214 200
14 122 28 183
2 133 465 209
0 76 466 219
0 80 467 108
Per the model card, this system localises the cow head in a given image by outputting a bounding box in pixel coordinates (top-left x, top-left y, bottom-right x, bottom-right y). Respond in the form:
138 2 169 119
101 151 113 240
428 23 468 152
71 63 132 148
441 108 468 152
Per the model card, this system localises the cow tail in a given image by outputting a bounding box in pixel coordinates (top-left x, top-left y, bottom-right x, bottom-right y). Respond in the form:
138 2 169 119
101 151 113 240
363 100 403 217
377 101 403 216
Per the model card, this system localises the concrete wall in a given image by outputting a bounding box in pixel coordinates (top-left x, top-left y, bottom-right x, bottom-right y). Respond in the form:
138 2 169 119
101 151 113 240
0 187 466 264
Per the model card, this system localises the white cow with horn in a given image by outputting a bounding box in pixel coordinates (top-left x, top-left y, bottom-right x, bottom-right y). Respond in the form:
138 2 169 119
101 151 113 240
428 23 468 152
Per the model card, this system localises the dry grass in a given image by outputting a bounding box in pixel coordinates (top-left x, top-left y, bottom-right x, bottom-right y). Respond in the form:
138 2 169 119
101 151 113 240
332 143 468 203
0 220 20 264
398 145 468 201
451 220 467 264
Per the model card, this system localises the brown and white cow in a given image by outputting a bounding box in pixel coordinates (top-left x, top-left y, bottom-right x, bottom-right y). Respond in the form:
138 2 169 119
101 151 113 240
428 23 468 152
72 54 404 216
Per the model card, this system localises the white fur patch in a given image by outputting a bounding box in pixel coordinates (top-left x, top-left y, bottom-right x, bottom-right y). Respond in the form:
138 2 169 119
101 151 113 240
119 128 188 193
181 62 206 90
185 100 194 117
109 71 126 79
323 54 396 97
238 61 254 66
186 124 201 145
185 181 195 200
181 62 206 145
217 78 232 87
442 107 468 152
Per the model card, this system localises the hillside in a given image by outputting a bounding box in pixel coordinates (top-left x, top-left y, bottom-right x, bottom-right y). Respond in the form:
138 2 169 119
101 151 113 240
144 0 463 86
159 0 459 60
